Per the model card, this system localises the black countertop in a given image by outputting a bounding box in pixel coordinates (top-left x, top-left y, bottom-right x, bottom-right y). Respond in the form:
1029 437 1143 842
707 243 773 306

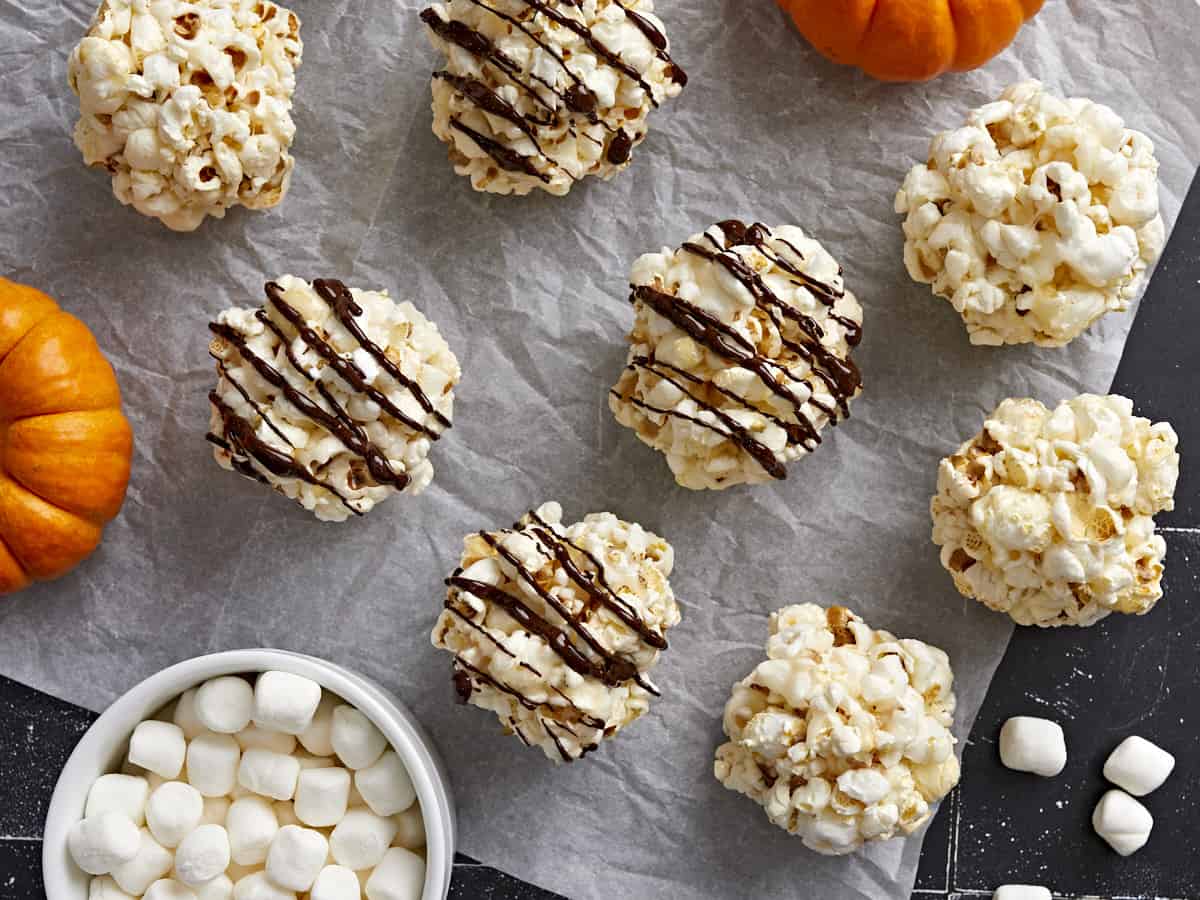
3 180 1197 900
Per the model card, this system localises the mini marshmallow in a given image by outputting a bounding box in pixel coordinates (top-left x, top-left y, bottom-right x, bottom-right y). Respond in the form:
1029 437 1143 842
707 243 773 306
201 796 231 827
274 801 301 828
187 732 241 797
297 694 338 757
226 796 279 866
111 829 174 895
194 874 235 900
1093 789 1153 856
265 825 329 892
1103 736 1175 796
391 804 425 850
89 875 135 899
330 809 398 871
355 752 415 818
225 862 263 882
294 767 351 827
310 865 360 900
144 879 197 900
253 672 322 735
364 847 425 900
331 707 386 770
195 677 255 735
129 721 188 779
999 717 1066 777
296 753 336 770
238 748 301 801
173 690 207 740
69 813 141 875
236 726 297 755
87 775 150 826
231 871 296 900
146 782 204 848
994 887 1051 900
175 824 232 886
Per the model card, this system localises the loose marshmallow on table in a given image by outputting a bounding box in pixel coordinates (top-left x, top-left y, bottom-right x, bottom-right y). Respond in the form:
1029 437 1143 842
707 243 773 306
187 733 241 797
1103 735 1175 796
298 693 338 757
195 677 256 735
226 796 280 866
994 888 1052 900
355 751 415 817
69 813 140 875
86 774 150 826
310 865 360 900
254 672 322 735
236 726 297 755
294 767 351 827
265 825 329 892
364 847 425 900
392 804 426 850
175 824 232 886
89 875 135 900
146 782 204 848
1093 789 1154 855
329 809 398 871
111 829 174 895
999 717 1067 777
238 748 301 800
129 721 187 779
331 706 387 770
231 871 296 900
144 879 197 900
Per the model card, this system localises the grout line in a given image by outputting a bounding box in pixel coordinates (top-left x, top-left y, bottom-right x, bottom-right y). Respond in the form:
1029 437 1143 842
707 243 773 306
1160 526 1200 533
0 836 41 842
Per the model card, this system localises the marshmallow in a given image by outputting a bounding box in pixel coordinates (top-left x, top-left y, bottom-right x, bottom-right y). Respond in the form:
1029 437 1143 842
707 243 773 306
296 753 336 770
195 677 255 735
201 796 231 827
111 829 174 895
144 879 197 900
364 847 425 900
1103 736 1175 796
173 690 207 740
238 748 301 801
354 752 415 818
87 775 150 826
1093 789 1153 856
294 767 351 828
187 732 241 797
391 804 426 850
231 871 296 900
226 796 280 866
329 809 398 871
146 782 204 848
69 813 141 875
297 693 338 757
194 874 235 900
330 707 387 770
254 671 323 735
265 825 329 892
994 888 1051 900
999 717 1067 777
129 721 187 779
236 726 298 755
274 801 301 828
89 876 135 900
310 865 361 900
175 824 232 886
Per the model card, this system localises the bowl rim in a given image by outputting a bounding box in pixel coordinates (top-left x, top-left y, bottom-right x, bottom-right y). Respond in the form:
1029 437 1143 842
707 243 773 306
42 648 456 899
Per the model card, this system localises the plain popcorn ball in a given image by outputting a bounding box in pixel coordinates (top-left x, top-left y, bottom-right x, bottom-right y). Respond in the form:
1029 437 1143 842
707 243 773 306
208 276 461 523
995 888 1052 900
355 752 415 817
111 829 174 895
1092 789 1153 856
714 604 960 855
265 825 329 892
329 809 398 871
67 0 304 231
231 871 295 900
144 879 198 900
195 677 255 734
999 717 1067 777
226 796 280 866
294 767 351 827
175 824 232 886
129 721 188 779
896 81 1165 347
69 813 141 875
187 732 241 796
238 748 301 800
146 782 204 848
364 847 425 900
433 501 679 762
420 0 686 197
330 706 388 771
1104 735 1175 796
254 671 322 734
932 394 1179 626
310 865 360 900
86 775 150 826
609 220 864 490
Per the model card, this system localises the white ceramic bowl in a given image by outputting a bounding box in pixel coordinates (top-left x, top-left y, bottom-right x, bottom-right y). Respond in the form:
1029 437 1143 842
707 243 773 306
43 649 456 899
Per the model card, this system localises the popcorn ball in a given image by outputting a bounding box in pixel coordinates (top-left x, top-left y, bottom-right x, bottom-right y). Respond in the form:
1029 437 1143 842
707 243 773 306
68 0 303 231
714 604 960 856
896 81 1165 346
932 394 1179 627
609 220 864 490
420 0 686 196
432 501 679 762
207 276 461 522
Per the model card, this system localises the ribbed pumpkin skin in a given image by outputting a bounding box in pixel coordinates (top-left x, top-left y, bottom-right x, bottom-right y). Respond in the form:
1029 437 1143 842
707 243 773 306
0 278 132 595
778 0 1045 82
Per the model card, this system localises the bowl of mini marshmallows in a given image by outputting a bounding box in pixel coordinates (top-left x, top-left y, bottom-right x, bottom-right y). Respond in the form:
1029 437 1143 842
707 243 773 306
42 649 455 900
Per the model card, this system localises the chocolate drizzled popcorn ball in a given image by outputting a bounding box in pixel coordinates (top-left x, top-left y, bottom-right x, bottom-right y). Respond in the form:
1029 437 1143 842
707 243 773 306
932 394 1179 627
896 81 1165 346
207 276 460 522
420 0 686 196
609 220 864 490
68 0 303 231
432 502 679 762
715 605 960 856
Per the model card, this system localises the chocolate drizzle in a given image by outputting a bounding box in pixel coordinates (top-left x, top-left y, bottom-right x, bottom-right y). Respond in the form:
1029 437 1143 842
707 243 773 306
451 117 550 182
606 129 634 165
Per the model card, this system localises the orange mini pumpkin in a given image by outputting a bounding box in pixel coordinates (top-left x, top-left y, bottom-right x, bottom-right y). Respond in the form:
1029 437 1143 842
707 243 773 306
0 278 133 595
778 0 1045 82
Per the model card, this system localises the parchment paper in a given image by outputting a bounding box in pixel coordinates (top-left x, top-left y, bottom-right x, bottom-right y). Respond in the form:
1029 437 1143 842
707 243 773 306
1 1 1198 897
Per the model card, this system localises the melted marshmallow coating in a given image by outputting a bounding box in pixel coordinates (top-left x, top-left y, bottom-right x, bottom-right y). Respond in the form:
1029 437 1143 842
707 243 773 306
432 502 679 762
896 80 1165 346
932 394 1179 627
715 604 960 856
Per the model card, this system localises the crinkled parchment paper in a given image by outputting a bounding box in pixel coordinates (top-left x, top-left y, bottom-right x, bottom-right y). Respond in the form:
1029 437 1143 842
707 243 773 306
1 1 1198 897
